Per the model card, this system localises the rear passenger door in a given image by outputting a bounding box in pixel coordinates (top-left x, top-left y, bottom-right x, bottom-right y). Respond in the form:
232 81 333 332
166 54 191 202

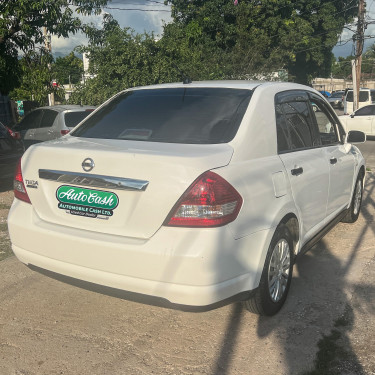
14 109 44 148
309 94 355 220
275 91 329 241
33 109 59 142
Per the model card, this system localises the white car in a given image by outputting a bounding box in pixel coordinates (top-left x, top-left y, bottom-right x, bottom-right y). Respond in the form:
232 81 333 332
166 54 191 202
343 88 375 114
339 104 375 136
8 81 366 316
13 105 96 149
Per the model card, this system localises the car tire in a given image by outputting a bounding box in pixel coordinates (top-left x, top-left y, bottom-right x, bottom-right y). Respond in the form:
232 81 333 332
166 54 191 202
243 224 294 316
342 174 363 223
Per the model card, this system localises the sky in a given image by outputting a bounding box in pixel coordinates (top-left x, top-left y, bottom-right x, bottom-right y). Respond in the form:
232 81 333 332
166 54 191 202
51 0 375 59
333 0 375 58
51 0 172 56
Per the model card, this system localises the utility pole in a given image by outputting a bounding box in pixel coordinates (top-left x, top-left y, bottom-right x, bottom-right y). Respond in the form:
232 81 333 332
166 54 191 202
43 27 55 106
353 0 366 111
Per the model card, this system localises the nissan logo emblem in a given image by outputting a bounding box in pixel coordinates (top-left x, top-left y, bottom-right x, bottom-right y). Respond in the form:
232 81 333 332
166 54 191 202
82 158 95 172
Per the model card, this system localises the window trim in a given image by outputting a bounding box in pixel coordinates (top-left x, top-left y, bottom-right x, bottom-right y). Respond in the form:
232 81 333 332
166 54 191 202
275 90 321 154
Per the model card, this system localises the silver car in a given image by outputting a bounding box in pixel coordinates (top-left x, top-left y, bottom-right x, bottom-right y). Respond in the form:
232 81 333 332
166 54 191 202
327 91 344 109
13 105 96 149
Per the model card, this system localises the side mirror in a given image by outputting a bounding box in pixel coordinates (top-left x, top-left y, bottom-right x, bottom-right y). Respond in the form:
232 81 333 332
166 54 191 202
346 130 366 144
350 113 355 118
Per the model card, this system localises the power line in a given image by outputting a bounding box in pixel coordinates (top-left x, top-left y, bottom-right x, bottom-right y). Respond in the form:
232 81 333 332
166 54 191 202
110 0 166 4
103 6 170 12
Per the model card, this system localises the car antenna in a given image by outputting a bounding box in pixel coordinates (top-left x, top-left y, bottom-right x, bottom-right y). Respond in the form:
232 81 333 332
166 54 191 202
172 62 192 84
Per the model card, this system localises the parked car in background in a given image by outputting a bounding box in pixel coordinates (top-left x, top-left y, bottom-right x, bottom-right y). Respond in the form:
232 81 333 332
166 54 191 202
339 104 375 136
343 88 375 114
13 105 96 149
327 90 344 109
8 81 366 316
0 122 24 183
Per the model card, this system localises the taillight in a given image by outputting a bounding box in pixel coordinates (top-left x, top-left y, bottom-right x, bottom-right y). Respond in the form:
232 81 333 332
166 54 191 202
164 171 242 228
6 126 21 140
14 159 31 204
61 129 70 135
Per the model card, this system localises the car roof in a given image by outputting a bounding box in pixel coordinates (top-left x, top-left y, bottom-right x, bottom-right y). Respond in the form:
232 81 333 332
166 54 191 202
128 80 262 91
127 80 319 94
36 105 96 112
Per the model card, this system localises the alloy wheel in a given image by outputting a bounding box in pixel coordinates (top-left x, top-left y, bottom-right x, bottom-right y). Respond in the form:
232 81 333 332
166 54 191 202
268 239 291 302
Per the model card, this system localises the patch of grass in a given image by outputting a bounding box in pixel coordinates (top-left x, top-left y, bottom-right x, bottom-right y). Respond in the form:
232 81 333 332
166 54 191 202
366 167 372 172
0 203 11 210
0 222 8 232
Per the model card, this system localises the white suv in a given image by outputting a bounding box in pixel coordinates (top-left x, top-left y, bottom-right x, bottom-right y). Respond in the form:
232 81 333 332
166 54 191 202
8 81 366 316
343 88 375 114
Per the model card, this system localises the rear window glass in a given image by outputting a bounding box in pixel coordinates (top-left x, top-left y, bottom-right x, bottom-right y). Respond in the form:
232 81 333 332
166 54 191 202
71 88 252 144
65 111 94 128
346 91 369 102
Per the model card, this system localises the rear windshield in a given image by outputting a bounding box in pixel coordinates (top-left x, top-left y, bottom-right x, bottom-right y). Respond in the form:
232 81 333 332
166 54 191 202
331 92 343 98
71 88 252 144
346 91 370 102
65 110 94 128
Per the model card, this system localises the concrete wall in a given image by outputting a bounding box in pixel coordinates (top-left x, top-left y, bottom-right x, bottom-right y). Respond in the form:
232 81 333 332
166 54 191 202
312 77 375 92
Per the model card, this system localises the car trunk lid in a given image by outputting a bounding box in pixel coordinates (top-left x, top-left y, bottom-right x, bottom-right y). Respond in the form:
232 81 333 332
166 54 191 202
21 137 234 239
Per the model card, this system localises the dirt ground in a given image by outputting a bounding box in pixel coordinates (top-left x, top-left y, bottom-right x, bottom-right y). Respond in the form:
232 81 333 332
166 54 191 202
0 143 374 375
0 181 14 261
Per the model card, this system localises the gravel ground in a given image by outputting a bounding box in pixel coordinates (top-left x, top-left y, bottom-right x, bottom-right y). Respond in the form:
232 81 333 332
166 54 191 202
0 181 14 261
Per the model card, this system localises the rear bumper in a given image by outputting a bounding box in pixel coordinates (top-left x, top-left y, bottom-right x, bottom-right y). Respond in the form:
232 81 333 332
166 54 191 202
8 200 272 307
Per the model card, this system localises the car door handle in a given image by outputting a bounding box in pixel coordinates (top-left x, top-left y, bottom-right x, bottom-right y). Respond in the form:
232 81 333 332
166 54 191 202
291 167 303 176
330 157 337 165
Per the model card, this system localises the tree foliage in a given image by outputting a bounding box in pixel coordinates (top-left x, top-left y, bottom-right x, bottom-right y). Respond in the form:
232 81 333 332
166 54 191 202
6 0 358 104
70 15 180 105
0 0 108 94
165 0 357 84
53 52 84 85
9 49 62 105
331 43 375 80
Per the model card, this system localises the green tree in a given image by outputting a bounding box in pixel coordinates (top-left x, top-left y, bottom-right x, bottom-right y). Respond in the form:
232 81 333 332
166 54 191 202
0 0 108 94
9 49 62 105
70 15 180 105
165 0 357 84
331 55 353 79
53 52 84 85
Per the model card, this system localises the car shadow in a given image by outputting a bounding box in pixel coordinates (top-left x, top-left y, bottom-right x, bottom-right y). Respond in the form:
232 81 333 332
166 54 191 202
0 179 13 193
211 172 375 375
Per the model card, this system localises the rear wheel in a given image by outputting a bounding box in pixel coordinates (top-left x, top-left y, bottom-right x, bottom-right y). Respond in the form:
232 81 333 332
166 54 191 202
342 174 363 223
243 224 294 316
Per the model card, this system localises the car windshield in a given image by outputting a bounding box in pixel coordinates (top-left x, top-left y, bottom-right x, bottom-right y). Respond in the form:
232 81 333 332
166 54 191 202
331 92 343 98
71 88 252 144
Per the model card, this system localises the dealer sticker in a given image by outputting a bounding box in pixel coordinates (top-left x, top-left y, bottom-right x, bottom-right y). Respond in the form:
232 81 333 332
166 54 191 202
56 185 119 218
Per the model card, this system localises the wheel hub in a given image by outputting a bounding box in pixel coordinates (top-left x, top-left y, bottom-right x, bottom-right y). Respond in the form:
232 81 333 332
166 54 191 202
268 239 291 303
